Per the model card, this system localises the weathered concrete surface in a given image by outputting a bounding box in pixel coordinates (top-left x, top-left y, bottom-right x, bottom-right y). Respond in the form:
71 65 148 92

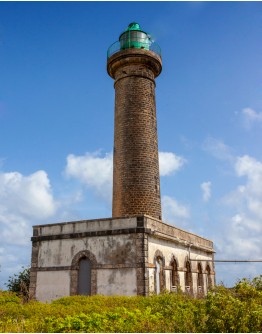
36 270 70 302
148 235 214 295
30 215 215 302
97 268 137 295
37 235 136 268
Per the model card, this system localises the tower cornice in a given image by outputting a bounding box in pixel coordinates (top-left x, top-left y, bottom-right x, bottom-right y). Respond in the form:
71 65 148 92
107 48 162 79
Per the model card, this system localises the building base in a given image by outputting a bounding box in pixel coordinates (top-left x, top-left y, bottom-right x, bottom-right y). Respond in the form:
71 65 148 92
29 215 215 302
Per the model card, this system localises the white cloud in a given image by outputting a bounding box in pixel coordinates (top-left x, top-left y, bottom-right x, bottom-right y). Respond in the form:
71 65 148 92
0 169 58 287
65 151 113 201
159 152 186 176
65 151 185 201
0 170 57 246
201 181 211 202
162 195 190 228
241 107 262 129
231 213 261 234
235 155 262 197
235 155 262 222
203 136 262 270
219 154 262 259
0 170 56 220
0 214 31 246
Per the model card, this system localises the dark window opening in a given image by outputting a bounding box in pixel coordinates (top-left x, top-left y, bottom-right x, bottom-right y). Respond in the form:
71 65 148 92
185 261 192 293
171 259 179 292
78 258 91 295
197 263 204 295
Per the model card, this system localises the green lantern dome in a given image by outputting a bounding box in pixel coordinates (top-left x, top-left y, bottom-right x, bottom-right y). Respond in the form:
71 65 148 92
119 22 151 51
126 22 141 31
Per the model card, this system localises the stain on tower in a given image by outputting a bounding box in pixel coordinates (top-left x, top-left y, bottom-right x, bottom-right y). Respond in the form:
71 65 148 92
107 22 162 220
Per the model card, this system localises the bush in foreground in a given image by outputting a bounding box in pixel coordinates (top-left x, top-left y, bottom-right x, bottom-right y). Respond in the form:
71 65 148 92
0 276 261 333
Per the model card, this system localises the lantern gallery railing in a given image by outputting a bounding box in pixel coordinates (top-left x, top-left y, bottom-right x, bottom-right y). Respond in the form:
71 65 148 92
107 39 161 59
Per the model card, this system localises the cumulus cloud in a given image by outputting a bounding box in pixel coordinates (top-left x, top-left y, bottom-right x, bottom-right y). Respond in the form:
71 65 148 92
65 151 113 201
241 107 262 129
0 170 57 245
203 136 262 269
159 152 186 176
224 155 262 220
65 151 185 201
0 169 58 287
219 154 262 259
0 171 56 220
162 195 190 228
201 181 212 202
235 155 262 197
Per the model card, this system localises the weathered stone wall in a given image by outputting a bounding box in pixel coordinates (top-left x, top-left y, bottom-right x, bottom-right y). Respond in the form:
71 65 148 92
107 49 162 220
36 270 71 302
145 216 213 250
97 268 137 295
147 236 215 295
32 234 138 302
30 217 147 302
30 216 215 301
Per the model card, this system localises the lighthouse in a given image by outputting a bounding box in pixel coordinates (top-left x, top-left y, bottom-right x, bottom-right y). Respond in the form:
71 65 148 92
107 22 162 220
30 23 215 301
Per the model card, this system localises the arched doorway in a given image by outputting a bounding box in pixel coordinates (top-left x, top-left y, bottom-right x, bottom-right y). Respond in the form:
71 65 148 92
78 257 92 295
70 250 97 296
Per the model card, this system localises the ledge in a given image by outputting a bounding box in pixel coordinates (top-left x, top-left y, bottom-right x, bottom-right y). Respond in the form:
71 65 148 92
31 215 214 253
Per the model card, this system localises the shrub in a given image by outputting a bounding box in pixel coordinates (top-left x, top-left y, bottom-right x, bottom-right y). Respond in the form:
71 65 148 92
0 276 261 332
5 267 30 302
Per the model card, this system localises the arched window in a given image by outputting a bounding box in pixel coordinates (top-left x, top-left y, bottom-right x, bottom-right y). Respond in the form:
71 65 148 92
78 257 92 295
156 256 164 294
206 264 212 290
154 250 165 295
197 263 204 296
170 258 179 292
185 260 192 294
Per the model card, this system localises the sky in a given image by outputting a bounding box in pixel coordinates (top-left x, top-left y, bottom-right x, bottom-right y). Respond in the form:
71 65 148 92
0 1 262 289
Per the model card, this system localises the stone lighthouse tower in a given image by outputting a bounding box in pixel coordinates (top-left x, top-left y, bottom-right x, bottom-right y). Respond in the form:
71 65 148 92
30 23 215 302
107 22 162 220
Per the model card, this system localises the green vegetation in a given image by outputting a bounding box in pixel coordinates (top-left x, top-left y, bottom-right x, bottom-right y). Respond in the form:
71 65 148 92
0 276 261 333
5 267 30 302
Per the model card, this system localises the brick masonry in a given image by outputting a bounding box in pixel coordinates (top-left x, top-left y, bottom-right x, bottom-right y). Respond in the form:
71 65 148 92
107 49 162 220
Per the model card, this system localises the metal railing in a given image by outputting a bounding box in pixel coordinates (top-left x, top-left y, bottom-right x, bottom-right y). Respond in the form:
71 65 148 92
107 39 161 59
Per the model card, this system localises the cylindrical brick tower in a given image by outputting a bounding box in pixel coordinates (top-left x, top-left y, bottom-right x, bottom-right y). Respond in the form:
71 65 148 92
107 22 162 220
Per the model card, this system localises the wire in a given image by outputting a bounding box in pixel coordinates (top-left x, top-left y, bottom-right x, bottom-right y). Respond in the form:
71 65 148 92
190 259 262 263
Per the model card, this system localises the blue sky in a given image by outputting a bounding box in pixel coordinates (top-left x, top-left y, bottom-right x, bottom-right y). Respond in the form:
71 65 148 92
0 1 262 288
